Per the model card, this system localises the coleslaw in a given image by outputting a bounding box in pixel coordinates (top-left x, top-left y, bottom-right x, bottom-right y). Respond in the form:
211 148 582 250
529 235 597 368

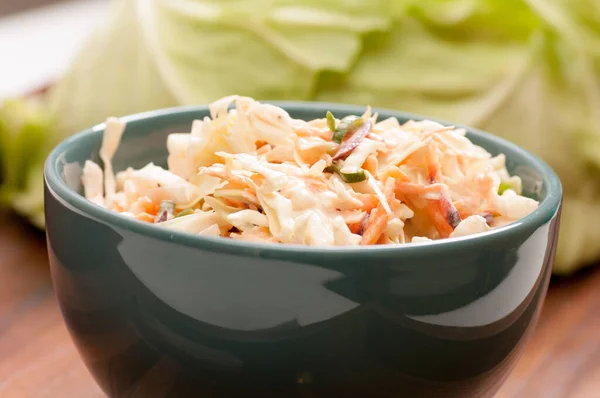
82 96 538 245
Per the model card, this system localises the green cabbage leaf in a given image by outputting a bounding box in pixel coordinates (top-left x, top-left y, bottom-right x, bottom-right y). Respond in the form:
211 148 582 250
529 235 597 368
2 0 600 274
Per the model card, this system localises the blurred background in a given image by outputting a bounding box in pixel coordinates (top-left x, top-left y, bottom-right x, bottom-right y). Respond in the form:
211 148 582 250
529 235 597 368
1 0 68 15
0 0 107 99
1 1 600 397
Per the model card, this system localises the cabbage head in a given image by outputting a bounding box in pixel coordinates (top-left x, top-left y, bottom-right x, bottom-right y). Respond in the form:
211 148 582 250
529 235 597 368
2 0 599 274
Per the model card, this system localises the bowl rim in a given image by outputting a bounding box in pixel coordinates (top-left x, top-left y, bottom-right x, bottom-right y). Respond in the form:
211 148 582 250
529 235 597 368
44 101 562 257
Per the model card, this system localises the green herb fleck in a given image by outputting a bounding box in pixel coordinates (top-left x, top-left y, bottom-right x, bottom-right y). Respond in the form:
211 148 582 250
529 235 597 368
332 115 364 143
324 165 337 174
498 181 512 195
324 164 367 183
326 111 336 132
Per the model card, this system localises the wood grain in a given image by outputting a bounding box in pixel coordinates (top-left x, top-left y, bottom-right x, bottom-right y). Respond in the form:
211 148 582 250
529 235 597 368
0 212 103 397
0 210 599 398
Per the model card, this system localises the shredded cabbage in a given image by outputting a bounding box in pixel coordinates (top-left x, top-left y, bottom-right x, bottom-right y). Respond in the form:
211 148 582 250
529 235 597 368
83 96 537 247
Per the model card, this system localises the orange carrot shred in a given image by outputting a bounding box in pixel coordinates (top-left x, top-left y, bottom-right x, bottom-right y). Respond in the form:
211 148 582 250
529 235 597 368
136 213 155 223
359 178 395 244
426 196 461 238
360 207 388 245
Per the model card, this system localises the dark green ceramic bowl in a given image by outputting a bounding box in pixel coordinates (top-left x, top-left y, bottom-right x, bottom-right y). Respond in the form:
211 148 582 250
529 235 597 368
44 102 562 398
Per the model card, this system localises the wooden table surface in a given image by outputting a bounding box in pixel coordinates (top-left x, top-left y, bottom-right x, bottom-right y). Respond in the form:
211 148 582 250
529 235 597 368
1 210 599 398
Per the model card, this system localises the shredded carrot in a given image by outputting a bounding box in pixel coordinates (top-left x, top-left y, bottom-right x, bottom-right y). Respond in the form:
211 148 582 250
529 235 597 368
348 212 369 235
349 222 362 235
426 196 461 238
256 144 272 156
360 207 387 245
139 199 160 216
360 178 395 244
136 213 155 223
255 140 269 149
426 201 453 238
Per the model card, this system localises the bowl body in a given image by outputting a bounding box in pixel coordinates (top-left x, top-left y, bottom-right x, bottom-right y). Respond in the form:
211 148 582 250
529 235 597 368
44 103 562 398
